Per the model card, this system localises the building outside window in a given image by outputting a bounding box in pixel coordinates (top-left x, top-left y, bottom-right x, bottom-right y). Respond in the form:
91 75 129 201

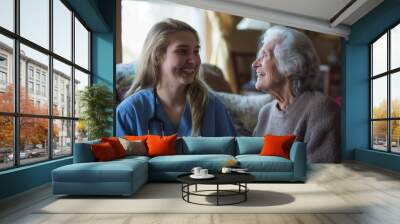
41 85 46 97
0 54 7 67
0 0 91 170
35 83 40 95
28 67 34 80
54 89 58 102
0 54 7 88
28 81 34 94
35 70 40 81
0 71 7 86
370 23 400 154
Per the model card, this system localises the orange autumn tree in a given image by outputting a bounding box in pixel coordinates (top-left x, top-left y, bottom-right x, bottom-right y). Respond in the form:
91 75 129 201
372 99 400 143
372 100 387 140
0 85 13 149
0 84 59 150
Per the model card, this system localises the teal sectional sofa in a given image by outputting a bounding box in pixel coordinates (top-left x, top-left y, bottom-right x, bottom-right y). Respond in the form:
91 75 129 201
52 137 306 196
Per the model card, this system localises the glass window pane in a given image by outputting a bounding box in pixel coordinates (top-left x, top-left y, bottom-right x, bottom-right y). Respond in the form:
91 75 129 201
372 33 387 76
53 0 72 60
75 18 89 70
391 120 400 153
372 121 387 151
0 116 14 170
74 69 89 118
20 0 49 49
391 24 400 70
53 59 72 117
391 72 400 118
0 0 14 31
372 77 387 119
53 119 72 158
20 44 49 115
0 34 14 112
20 117 49 165
75 120 88 143
390 120 400 153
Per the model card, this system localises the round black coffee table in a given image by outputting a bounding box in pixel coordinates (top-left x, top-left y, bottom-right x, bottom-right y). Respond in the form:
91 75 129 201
177 173 255 206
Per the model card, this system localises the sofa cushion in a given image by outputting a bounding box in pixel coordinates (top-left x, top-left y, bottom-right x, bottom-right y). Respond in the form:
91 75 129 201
147 134 177 157
91 142 118 161
124 135 148 141
118 138 147 156
52 159 147 183
148 154 235 172
101 137 127 158
115 155 150 163
236 155 293 172
236 137 263 155
260 135 296 159
180 137 235 155
52 157 149 195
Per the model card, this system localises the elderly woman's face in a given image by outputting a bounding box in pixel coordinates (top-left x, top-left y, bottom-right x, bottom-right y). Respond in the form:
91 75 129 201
252 40 285 91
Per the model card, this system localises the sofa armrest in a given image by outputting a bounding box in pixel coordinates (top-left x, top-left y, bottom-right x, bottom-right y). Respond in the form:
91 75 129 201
73 140 100 163
289 141 307 181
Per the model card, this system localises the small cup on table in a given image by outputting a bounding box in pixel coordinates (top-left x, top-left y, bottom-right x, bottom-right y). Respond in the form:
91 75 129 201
221 167 232 174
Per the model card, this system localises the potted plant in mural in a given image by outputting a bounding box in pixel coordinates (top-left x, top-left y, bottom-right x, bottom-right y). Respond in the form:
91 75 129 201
79 84 114 140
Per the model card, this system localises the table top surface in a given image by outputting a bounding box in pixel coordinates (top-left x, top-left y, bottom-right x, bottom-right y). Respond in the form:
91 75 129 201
177 172 255 184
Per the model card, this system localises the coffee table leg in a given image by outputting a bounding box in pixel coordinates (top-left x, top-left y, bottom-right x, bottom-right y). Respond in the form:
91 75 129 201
217 184 219 206
245 183 247 201
195 184 197 192
188 184 190 202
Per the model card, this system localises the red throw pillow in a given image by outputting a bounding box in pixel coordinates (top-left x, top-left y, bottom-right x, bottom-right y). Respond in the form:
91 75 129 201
101 137 126 158
124 135 148 141
91 142 118 161
260 135 296 159
146 134 177 157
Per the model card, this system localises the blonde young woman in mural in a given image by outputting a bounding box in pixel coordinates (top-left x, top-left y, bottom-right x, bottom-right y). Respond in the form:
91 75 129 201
252 26 341 162
116 18 236 137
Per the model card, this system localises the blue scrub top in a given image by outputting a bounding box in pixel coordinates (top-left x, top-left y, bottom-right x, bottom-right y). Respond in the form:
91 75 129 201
116 88 237 137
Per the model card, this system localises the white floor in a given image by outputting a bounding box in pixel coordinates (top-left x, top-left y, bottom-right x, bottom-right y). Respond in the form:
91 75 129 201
1 162 400 224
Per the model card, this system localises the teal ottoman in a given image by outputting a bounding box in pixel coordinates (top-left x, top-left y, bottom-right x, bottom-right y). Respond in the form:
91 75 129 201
52 156 148 196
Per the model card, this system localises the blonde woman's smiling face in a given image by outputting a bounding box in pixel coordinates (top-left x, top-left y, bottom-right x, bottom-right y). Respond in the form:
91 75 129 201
160 31 201 87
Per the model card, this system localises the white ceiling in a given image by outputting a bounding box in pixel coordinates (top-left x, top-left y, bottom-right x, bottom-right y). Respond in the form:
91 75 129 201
166 0 384 38
228 0 352 22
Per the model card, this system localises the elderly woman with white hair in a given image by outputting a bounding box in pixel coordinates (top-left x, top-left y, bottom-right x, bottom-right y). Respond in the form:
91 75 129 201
252 26 340 163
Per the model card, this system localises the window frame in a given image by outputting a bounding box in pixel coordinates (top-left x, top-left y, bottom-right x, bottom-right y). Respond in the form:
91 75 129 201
0 0 92 171
370 20 400 154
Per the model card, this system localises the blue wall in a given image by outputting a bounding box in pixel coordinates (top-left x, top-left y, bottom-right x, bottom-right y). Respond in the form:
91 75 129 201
0 158 72 199
92 0 115 136
0 0 115 200
344 0 400 170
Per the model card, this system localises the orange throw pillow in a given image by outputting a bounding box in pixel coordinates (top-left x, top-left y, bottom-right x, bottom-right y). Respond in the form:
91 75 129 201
101 137 126 158
91 142 117 161
146 134 177 157
260 135 296 159
124 135 148 141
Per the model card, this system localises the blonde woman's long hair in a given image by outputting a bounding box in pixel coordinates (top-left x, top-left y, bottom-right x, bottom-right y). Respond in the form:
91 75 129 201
124 18 208 136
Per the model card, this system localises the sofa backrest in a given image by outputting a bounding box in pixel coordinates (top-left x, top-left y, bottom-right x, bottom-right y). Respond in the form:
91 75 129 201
235 137 263 155
73 139 100 163
179 137 235 155
74 137 299 162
